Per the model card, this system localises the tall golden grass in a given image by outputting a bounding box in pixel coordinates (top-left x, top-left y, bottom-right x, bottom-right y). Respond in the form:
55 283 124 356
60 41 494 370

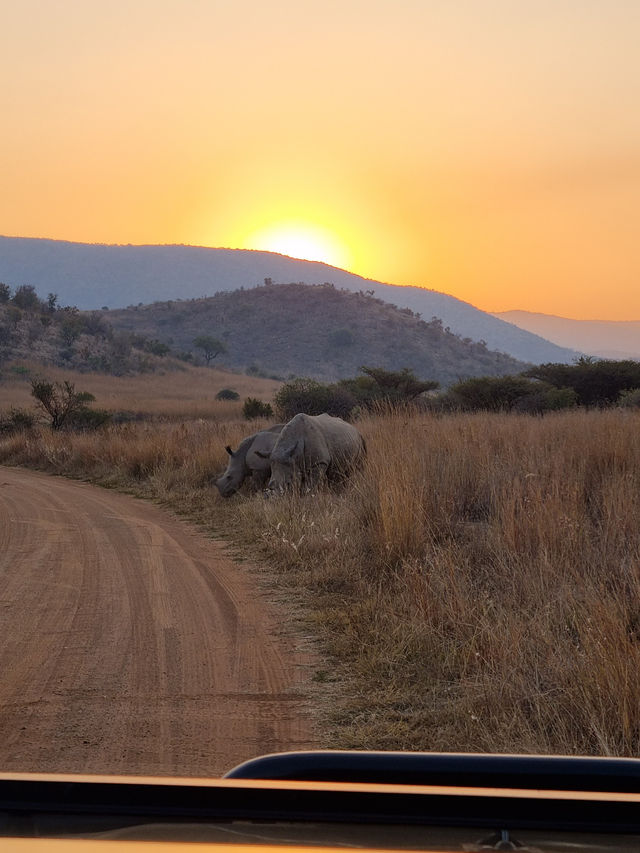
0 362 280 419
2 395 640 756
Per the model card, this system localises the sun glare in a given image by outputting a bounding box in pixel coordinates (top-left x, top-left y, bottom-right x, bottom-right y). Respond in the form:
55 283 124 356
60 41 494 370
244 221 351 270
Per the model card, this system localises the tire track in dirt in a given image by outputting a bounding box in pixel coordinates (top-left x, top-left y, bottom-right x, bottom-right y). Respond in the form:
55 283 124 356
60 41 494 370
0 467 319 776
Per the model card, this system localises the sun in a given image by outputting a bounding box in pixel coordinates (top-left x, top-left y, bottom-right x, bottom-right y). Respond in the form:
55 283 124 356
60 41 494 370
244 221 351 270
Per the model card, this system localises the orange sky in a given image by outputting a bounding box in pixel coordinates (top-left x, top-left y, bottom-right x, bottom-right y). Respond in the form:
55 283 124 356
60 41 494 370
1 1 639 320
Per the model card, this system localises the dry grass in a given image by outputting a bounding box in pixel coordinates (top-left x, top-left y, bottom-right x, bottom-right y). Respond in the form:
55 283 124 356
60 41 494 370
0 362 280 420
2 390 640 756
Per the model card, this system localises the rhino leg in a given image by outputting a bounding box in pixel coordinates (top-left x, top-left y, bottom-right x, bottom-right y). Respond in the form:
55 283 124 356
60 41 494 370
303 461 328 489
250 468 270 490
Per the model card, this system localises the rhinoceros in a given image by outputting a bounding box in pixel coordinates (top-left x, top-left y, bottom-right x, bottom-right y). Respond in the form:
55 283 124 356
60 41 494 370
215 424 284 497
257 413 366 492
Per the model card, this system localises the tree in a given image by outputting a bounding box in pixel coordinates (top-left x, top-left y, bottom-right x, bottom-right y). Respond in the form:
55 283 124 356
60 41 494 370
58 310 84 346
193 335 227 365
143 339 171 356
11 284 41 311
446 375 574 413
337 366 438 410
525 358 640 407
358 365 439 400
215 388 240 400
0 283 10 304
31 379 95 430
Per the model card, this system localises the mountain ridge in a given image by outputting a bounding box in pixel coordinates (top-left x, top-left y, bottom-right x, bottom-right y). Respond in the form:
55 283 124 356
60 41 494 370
493 310 640 360
0 235 580 364
104 281 527 385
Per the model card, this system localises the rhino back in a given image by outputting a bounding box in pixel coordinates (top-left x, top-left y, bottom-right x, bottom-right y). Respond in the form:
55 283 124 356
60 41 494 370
312 414 364 470
246 429 282 472
275 413 362 470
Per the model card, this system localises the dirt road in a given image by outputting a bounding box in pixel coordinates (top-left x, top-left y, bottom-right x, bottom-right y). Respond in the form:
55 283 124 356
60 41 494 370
0 467 319 777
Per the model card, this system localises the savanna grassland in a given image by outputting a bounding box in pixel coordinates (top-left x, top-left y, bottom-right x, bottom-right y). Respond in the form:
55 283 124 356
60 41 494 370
2 363 640 757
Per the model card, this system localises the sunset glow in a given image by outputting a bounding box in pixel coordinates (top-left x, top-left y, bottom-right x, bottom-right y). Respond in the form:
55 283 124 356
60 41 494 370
1 1 639 319
243 222 352 269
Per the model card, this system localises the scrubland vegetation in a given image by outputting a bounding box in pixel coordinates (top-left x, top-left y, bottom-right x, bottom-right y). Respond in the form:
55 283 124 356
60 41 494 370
2 362 640 757
0 363 280 421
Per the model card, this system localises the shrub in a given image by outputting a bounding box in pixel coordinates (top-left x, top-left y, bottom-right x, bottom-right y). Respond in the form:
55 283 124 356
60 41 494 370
143 339 171 357
215 388 240 401
0 407 35 435
31 379 96 430
11 284 42 311
338 366 438 411
448 375 547 412
274 378 356 420
512 386 579 414
65 406 112 431
246 363 269 378
243 397 274 420
619 388 640 409
525 358 640 407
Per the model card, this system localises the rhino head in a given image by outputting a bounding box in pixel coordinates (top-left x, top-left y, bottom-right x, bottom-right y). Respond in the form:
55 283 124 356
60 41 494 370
215 445 245 498
264 438 304 493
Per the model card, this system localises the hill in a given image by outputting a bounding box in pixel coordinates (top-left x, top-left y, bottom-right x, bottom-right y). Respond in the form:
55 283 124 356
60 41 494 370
105 282 526 385
0 236 580 364
493 310 640 360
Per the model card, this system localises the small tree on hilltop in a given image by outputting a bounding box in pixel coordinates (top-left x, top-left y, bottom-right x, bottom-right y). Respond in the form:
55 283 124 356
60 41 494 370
193 335 227 365
11 284 42 312
31 379 96 430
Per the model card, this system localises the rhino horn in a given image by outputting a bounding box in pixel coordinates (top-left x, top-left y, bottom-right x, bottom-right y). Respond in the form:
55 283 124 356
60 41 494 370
225 445 234 456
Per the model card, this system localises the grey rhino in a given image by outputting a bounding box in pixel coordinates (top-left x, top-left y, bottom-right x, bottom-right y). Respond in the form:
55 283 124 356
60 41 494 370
258 413 366 492
215 424 284 497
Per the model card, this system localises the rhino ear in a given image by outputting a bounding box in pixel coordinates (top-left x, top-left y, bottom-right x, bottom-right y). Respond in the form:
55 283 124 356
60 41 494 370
225 445 234 456
255 449 271 459
283 438 302 459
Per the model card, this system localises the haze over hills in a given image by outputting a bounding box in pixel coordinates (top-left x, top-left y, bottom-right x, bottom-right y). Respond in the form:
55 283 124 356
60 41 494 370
105 282 526 385
0 236 580 365
494 311 640 360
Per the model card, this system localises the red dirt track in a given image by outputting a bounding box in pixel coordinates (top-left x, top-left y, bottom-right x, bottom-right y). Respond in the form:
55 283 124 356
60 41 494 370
0 467 318 777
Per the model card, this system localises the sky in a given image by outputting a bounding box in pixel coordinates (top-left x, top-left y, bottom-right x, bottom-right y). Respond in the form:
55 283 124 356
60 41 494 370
1 0 639 320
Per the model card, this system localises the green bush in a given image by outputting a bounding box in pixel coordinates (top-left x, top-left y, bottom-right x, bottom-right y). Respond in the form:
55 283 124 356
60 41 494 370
619 388 640 409
274 377 356 420
66 406 112 431
447 375 544 412
242 397 274 420
512 386 578 414
215 388 240 401
339 366 438 411
525 358 640 407
443 376 579 414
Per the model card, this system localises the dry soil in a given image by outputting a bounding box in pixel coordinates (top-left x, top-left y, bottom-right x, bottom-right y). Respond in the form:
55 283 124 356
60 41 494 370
0 467 319 777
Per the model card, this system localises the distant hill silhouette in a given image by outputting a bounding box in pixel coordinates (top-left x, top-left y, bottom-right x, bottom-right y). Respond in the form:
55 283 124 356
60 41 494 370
0 236 580 364
494 311 640 360
105 282 526 385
